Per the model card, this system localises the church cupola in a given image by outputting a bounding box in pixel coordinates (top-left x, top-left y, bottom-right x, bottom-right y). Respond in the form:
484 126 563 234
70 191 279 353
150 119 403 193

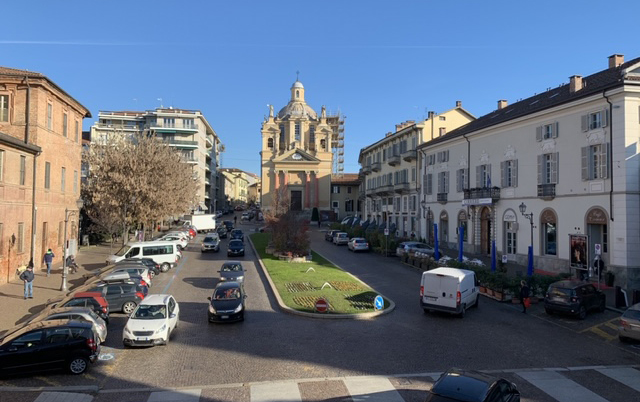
291 80 305 102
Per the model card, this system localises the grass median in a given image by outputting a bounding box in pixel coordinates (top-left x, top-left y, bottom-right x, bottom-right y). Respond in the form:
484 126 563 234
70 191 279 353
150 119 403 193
250 233 389 314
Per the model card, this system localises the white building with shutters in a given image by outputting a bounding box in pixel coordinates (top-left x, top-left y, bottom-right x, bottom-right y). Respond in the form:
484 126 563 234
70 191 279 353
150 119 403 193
417 54 640 290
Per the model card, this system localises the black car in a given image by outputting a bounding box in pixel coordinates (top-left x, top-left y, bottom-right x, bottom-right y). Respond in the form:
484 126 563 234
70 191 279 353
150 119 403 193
425 368 520 402
0 320 100 376
227 239 245 257
117 258 160 277
230 229 244 242
325 230 339 242
87 283 145 315
223 220 234 231
217 226 228 239
219 261 245 283
544 280 606 319
207 282 246 323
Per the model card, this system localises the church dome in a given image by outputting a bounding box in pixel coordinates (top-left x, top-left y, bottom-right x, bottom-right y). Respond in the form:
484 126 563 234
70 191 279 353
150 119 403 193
277 102 317 120
292 81 304 89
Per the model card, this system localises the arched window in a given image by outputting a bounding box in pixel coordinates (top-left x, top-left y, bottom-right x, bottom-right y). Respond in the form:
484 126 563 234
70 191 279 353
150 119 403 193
296 90 300 98
540 209 557 256
320 139 326 150
457 210 468 242
267 138 274 148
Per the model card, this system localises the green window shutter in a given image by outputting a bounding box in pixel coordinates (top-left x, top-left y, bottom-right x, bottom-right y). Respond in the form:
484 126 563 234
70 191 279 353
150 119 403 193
512 159 518 187
500 161 506 187
537 155 543 184
581 115 588 132
581 147 589 180
536 126 543 141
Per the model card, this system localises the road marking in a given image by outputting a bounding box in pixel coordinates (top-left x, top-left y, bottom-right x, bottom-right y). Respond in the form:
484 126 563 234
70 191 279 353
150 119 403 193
605 322 619 331
162 256 189 294
516 370 609 402
580 318 619 334
343 376 405 402
588 326 617 341
147 389 201 402
251 381 301 402
34 392 93 402
597 367 640 393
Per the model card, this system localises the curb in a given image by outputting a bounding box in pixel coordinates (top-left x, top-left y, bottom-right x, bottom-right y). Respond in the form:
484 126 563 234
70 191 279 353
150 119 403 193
247 236 395 319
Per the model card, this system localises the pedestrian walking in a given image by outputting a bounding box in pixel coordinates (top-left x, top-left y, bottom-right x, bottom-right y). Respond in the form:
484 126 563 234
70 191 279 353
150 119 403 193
520 280 530 314
20 263 35 299
234 216 237 226
43 248 55 277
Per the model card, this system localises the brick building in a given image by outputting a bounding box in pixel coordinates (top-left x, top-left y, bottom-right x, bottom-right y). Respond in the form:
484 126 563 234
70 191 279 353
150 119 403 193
0 67 90 284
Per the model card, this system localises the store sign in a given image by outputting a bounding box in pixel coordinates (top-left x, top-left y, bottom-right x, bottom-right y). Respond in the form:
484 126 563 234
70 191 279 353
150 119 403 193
462 198 493 206
503 211 517 222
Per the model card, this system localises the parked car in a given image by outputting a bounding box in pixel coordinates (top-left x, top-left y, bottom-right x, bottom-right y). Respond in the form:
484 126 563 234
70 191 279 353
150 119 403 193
230 229 245 242
333 232 349 246
227 239 245 257
57 292 110 325
219 261 245 283
619 302 640 342
425 368 520 402
117 258 160 278
207 282 246 323
325 230 340 242
100 275 148 297
122 294 180 347
201 235 221 253
544 280 606 319
223 220 234 231
0 320 100 376
216 226 228 239
420 267 479 317
396 241 437 257
107 241 179 273
157 235 188 250
347 237 369 252
26 307 107 344
86 283 145 315
110 266 152 287
241 212 250 221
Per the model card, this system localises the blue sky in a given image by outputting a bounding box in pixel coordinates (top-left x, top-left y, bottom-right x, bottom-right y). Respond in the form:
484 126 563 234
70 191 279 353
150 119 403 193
3 1 640 175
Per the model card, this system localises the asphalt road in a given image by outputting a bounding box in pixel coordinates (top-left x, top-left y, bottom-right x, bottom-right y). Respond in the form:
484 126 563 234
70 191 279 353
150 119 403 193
1 223 639 397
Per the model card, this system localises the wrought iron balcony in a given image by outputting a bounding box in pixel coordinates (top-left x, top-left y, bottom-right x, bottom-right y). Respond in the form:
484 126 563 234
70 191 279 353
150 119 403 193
402 149 417 162
362 165 372 175
394 181 410 193
371 161 382 172
437 193 448 203
375 184 394 195
388 155 401 166
463 187 501 201
164 139 198 147
537 183 556 199
365 187 376 196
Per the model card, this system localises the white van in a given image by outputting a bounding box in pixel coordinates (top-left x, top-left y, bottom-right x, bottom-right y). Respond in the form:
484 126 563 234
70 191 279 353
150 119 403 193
107 242 179 272
420 267 479 317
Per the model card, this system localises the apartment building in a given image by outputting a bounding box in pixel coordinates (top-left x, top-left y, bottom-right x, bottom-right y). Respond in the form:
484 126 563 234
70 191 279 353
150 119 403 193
220 168 257 207
0 67 91 283
417 54 640 289
330 174 361 221
359 104 475 238
90 108 222 213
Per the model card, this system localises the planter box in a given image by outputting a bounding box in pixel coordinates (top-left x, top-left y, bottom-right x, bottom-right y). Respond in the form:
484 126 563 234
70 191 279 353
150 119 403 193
265 246 275 255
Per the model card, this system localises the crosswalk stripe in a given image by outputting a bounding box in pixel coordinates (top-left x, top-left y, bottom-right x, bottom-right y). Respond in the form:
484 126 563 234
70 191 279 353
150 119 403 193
34 392 93 402
589 326 617 341
605 322 619 331
147 389 201 402
343 376 405 402
250 381 302 402
597 368 640 393
516 370 609 402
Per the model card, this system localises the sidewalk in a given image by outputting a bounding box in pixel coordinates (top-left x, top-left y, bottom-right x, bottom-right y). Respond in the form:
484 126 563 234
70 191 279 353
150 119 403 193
0 243 118 331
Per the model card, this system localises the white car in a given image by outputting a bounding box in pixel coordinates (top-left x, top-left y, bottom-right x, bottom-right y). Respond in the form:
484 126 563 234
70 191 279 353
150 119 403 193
123 294 179 347
158 235 188 250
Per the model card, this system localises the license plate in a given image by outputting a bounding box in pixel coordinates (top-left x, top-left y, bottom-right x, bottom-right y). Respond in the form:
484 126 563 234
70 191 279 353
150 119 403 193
139 337 148 341
426 296 437 301
221 315 229 319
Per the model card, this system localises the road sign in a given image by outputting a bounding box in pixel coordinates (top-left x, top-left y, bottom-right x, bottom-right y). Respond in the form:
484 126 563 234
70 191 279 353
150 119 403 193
374 295 384 310
315 297 328 313
595 243 602 255
384 228 389 236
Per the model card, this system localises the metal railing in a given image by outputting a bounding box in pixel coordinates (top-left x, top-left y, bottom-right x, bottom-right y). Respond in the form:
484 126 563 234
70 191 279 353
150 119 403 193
437 193 448 203
388 155 401 166
402 150 417 162
537 183 556 198
371 161 382 172
463 187 501 200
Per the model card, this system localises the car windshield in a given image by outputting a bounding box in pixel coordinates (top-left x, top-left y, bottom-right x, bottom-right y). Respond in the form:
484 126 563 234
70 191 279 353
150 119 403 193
355 239 366 244
222 264 242 272
114 245 131 257
213 287 241 300
204 237 217 242
623 309 640 320
549 287 573 298
230 240 243 247
133 304 167 319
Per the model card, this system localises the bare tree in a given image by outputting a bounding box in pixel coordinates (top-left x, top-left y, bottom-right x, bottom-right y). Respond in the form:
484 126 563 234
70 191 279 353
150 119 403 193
264 186 309 256
83 133 199 244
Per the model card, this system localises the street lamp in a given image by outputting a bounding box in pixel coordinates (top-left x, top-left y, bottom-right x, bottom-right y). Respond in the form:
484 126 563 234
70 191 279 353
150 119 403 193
61 197 84 291
519 202 535 276
421 200 430 242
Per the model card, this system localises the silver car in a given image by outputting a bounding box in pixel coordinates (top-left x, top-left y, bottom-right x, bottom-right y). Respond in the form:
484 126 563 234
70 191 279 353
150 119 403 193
333 232 349 246
202 235 220 253
27 307 107 343
218 261 245 283
347 237 369 252
619 303 640 342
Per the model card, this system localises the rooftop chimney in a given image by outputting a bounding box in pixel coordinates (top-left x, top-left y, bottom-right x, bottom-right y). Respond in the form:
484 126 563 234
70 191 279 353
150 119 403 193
497 100 508 110
385 132 393 137
609 54 624 69
456 100 462 108
569 75 583 93
427 111 435 119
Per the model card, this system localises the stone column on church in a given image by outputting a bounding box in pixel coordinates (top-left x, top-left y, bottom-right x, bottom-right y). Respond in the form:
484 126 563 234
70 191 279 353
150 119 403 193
284 170 289 187
274 170 280 191
314 171 319 207
305 171 310 209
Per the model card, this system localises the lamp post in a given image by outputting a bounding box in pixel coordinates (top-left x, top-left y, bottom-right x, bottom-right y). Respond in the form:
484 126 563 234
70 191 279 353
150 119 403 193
519 202 535 276
420 200 429 240
61 197 84 291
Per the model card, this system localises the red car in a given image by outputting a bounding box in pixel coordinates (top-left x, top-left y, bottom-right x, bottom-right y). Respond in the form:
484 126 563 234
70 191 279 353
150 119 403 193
60 292 110 325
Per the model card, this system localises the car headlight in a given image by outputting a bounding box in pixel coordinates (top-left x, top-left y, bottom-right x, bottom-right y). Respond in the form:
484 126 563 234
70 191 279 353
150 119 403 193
155 324 167 334
239 249 244 252
236 276 244 281
208 304 216 314
233 304 243 313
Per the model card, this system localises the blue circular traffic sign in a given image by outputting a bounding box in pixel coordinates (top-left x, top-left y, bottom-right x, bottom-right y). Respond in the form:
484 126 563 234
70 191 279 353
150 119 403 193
374 295 384 310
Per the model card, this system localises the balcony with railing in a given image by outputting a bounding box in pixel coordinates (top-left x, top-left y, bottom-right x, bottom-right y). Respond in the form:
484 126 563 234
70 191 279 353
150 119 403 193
375 184 394 195
371 161 382 172
402 149 417 162
537 183 556 199
437 193 448 203
150 122 199 131
365 187 376 196
362 165 372 175
463 187 501 201
394 181 410 193
164 138 198 148
388 154 401 166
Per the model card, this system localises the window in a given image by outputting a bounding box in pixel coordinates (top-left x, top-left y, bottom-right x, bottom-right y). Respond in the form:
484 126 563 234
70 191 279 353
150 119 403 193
45 328 71 344
320 139 326 150
439 127 446 136
537 153 558 184
47 103 53 130
58 221 64 246
412 136 417 150
63 113 68 137
544 222 557 255
0 94 8 122
295 124 300 141
476 164 492 187
505 222 517 254
501 160 518 188
424 173 433 195
142 245 173 256
345 200 354 212
332 201 339 208
582 110 608 131
11 330 42 349
403 196 408 211
426 154 436 166
332 186 340 194
456 168 468 192
183 118 195 128
438 171 449 193
45 162 51 189
411 195 417 211
20 155 26 186
347 187 352 194
439 116 446 121
74 120 79 142
536 123 558 141
582 144 609 180
163 118 175 127
61 167 66 192
17 222 24 253
437 150 449 163
267 138 274 148
411 167 416 182
0 149 4 181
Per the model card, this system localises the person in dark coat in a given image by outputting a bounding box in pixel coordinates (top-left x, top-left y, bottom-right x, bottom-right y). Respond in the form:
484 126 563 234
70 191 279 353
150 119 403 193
19 264 35 299
519 280 530 313
43 248 55 277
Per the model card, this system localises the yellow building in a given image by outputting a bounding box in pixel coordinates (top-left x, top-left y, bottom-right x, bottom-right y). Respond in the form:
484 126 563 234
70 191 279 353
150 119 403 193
260 80 339 214
220 168 257 207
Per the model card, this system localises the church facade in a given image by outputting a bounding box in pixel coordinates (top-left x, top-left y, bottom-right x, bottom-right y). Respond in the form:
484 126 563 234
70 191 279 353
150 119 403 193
260 80 336 215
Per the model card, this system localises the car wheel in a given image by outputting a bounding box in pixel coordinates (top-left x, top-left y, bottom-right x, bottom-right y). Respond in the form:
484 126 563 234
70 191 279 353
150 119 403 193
459 304 466 318
578 305 587 320
598 299 606 312
161 263 170 273
122 301 137 314
149 270 156 279
423 309 429 315
68 356 89 374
